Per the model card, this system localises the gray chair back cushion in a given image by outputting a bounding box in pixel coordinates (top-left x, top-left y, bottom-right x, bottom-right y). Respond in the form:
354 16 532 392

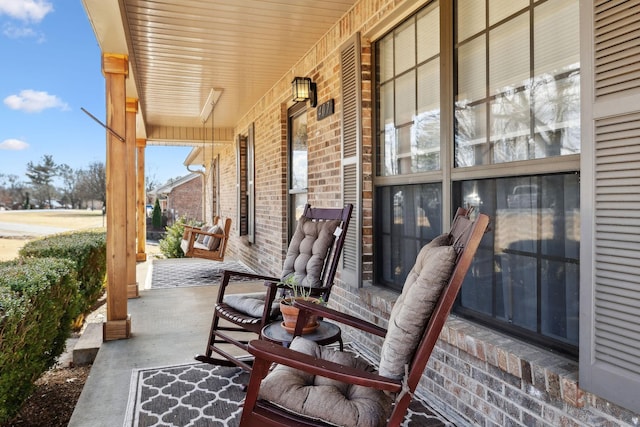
281 215 340 288
378 233 456 379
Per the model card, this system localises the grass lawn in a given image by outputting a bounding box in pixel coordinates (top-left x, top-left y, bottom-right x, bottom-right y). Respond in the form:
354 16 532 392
0 209 106 261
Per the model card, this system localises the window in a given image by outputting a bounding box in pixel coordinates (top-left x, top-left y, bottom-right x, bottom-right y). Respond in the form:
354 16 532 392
237 124 256 242
455 0 580 166
288 103 308 236
375 183 442 290
376 2 441 177
454 173 580 353
373 0 580 355
374 1 442 289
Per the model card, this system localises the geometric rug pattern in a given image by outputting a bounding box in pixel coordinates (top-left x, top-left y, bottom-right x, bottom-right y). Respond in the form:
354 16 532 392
124 363 248 427
124 362 454 427
151 258 256 289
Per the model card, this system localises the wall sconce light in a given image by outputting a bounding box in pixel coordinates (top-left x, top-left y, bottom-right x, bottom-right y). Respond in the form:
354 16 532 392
291 77 317 107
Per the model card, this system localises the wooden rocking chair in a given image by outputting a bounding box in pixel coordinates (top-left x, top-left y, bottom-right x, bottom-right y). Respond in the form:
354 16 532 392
195 204 353 371
240 208 490 427
180 216 231 261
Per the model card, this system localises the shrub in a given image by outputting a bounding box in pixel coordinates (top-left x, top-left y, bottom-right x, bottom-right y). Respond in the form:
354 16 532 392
159 216 202 258
152 199 162 229
19 230 107 317
0 258 79 423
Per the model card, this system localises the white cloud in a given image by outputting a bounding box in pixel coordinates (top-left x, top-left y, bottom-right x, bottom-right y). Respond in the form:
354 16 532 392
0 138 29 150
2 23 44 41
4 89 69 113
0 0 53 23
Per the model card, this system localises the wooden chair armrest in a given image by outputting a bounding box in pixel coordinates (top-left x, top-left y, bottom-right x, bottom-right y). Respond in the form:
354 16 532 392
293 300 388 338
248 339 401 392
194 229 226 238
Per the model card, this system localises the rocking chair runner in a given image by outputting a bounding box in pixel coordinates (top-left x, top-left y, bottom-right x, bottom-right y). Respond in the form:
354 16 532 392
180 216 231 261
240 208 490 427
195 203 353 371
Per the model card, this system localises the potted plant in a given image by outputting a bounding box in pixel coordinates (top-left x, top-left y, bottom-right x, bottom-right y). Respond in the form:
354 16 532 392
279 276 323 334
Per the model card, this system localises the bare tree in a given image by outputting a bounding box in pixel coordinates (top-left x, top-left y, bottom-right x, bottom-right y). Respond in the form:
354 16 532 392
58 164 81 208
77 161 106 208
0 174 28 209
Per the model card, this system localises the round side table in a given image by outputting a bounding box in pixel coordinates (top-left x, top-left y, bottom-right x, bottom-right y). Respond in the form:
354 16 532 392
261 320 343 350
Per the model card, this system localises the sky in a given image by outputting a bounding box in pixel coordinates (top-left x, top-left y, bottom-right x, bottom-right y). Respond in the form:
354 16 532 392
0 0 193 187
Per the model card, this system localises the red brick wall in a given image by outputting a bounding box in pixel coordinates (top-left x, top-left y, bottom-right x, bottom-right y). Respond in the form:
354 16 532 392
166 176 203 222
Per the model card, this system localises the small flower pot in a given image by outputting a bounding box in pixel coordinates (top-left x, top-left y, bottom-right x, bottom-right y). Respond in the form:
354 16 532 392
280 297 320 334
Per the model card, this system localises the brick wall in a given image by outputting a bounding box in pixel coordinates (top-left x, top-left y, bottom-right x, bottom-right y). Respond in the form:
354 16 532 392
209 0 640 425
166 175 203 222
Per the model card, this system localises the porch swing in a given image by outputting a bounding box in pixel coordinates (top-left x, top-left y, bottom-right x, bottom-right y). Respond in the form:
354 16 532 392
180 89 231 262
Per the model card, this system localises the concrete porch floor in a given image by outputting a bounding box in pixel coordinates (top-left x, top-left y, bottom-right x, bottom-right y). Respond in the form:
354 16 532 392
68 257 264 427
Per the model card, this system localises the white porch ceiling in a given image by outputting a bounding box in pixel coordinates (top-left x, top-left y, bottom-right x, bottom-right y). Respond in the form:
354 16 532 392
82 0 358 148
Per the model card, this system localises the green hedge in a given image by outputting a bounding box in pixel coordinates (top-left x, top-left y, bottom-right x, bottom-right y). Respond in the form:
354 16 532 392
0 258 79 423
19 230 107 316
159 216 203 258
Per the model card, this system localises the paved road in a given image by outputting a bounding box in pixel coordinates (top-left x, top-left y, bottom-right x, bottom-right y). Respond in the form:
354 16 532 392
0 221 70 238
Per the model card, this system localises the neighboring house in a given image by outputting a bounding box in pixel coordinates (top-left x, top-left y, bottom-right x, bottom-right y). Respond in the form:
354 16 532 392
84 0 640 425
148 173 203 224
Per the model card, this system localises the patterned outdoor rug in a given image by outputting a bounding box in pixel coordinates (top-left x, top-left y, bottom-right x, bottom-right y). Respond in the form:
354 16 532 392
124 361 454 427
151 258 256 289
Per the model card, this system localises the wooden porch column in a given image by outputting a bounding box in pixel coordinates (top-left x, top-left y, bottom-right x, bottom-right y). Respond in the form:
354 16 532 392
126 98 139 299
103 53 131 341
136 138 147 262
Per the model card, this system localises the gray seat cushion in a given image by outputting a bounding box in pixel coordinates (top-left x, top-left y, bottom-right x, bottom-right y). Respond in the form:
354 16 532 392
378 233 456 379
223 292 280 318
259 337 394 427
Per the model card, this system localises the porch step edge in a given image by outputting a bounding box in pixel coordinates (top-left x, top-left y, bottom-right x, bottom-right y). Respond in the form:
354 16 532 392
73 322 102 366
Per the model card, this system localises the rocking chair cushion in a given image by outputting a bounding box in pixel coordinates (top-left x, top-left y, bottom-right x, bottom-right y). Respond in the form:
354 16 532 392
223 292 280 318
281 216 341 288
378 234 456 379
259 337 394 427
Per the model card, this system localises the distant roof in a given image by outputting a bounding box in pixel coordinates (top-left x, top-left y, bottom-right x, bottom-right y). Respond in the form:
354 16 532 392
148 173 201 196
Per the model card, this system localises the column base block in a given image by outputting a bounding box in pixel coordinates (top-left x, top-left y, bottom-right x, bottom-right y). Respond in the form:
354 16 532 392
128 282 139 299
103 315 131 341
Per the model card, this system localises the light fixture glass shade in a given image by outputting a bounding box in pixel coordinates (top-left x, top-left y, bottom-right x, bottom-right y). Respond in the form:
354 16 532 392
292 77 312 102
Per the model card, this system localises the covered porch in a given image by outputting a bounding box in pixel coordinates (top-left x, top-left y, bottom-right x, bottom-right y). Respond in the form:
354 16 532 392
79 0 640 424
68 257 452 426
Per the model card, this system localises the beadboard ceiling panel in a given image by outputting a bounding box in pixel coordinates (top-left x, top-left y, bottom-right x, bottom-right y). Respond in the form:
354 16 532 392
83 0 357 142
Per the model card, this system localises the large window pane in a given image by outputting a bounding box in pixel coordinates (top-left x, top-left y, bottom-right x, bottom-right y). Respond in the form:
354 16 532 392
455 173 580 352
375 183 442 291
533 0 580 158
455 0 580 167
377 2 440 178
